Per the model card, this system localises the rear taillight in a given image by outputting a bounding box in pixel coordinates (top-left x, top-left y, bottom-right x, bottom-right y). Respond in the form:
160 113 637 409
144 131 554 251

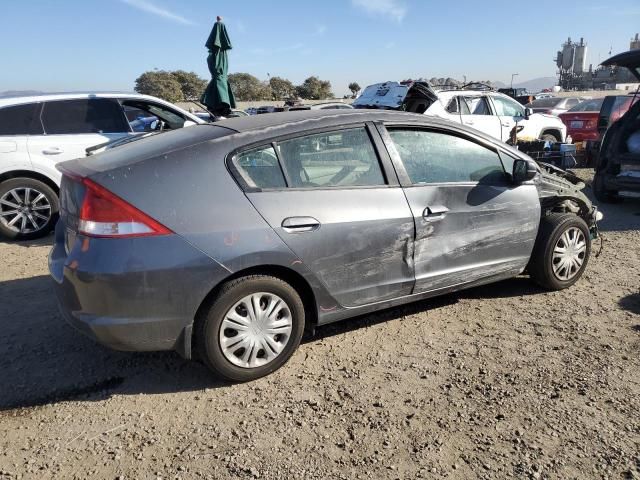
77 177 171 238
584 120 596 129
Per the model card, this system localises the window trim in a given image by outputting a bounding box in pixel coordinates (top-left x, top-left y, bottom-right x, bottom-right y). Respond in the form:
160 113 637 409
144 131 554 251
378 123 509 188
226 123 398 192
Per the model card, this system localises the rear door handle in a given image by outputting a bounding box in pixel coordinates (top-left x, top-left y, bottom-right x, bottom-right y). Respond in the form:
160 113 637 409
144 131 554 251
281 216 320 233
422 206 449 222
43 147 64 155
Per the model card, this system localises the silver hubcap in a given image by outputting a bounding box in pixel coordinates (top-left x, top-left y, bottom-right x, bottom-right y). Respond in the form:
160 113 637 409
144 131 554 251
552 227 586 281
219 292 293 369
0 187 51 234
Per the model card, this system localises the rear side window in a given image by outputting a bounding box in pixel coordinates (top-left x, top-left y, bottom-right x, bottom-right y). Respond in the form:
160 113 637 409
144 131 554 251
276 127 385 188
388 129 505 184
0 103 43 135
41 99 129 134
234 146 286 189
462 96 491 115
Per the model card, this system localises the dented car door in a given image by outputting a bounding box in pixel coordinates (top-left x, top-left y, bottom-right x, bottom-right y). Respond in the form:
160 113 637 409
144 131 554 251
380 125 540 293
242 124 415 308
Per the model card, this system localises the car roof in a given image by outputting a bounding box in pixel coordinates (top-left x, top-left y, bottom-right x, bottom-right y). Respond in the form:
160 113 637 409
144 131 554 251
0 92 168 108
215 109 423 133
213 109 520 150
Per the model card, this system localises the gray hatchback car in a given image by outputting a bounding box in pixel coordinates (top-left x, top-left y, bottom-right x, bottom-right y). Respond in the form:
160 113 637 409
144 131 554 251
50 110 601 381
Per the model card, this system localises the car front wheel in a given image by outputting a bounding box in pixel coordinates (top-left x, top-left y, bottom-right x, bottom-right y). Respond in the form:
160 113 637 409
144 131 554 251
528 213 591 290
197 275 306 382
0 177 59 240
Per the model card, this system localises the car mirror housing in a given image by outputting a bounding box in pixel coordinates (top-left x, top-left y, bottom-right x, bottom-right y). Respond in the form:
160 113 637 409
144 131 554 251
524 107 533 119
512 159 537 183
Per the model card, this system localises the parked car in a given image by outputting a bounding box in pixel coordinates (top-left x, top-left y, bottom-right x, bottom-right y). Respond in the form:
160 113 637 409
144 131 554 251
525 97 583 116
288 102 354 111
593 49 640 202
559 98 605 143
193 109 250 122
596 94 640 135
353 81 567 143
50 110 601 381
0 92 204 240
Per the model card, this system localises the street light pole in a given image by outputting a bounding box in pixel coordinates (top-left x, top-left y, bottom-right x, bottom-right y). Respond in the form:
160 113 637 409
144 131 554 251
511 73 519 89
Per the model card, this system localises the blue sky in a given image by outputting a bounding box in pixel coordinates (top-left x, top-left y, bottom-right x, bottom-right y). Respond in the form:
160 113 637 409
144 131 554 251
2 0 640 96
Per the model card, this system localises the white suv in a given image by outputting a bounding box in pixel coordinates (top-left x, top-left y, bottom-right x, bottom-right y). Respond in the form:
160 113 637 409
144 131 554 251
0 92 204 240
353 81 567 144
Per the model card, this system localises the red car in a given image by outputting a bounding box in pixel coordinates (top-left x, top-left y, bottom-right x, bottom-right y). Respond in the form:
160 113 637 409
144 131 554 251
559 98 604 143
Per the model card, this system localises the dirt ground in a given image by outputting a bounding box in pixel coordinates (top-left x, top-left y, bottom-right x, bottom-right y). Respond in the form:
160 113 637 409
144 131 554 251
0 170 638 480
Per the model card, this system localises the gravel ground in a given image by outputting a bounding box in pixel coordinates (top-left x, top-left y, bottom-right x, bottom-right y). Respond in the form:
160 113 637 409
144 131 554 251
0 170 639 480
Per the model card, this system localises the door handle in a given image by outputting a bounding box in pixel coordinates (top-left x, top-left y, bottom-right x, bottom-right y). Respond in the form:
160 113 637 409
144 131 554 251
501 123 512 127
422 206 449 222
281 216 320 233
464 120 475 125
43 147 63 155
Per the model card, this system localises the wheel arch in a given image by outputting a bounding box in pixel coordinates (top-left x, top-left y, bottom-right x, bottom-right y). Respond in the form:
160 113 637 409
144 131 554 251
0 170 60 195
190 264 319 359
540 128 562 142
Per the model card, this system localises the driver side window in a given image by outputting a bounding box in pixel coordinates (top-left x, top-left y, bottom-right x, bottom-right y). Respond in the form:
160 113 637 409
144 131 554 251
387 128 506 184
121 101 187 131
123 105 159 132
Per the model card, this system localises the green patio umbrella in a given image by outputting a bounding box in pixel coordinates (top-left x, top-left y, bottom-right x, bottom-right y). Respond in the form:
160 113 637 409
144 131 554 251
201 16 236 116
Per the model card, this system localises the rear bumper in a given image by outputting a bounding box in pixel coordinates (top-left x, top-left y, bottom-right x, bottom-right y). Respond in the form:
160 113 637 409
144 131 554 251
49 222 229 356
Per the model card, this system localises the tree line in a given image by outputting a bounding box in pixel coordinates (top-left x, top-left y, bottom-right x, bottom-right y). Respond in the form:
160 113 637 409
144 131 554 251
134 70 362 103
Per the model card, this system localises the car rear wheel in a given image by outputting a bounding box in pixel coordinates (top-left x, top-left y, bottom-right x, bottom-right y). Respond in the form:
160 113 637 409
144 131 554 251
528 213 591 290
0 178 59 240
592 172 622 203
197 275 305 381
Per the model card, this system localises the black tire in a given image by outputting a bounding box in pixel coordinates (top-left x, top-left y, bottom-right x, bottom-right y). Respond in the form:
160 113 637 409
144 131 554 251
196 275 305 382
0 177 59 240
592 172 622 203
528 213 591 290
541 132 560 143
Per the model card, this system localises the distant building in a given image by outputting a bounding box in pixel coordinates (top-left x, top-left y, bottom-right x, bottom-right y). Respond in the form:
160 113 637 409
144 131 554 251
555 34 639 90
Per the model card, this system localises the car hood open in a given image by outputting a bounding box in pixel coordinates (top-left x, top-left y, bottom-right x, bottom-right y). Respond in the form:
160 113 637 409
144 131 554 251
601 50 640 81
352 81 438 111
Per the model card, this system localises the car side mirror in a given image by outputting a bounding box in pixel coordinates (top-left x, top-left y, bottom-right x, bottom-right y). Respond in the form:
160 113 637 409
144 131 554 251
524 107 533 119
512 159 537 183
